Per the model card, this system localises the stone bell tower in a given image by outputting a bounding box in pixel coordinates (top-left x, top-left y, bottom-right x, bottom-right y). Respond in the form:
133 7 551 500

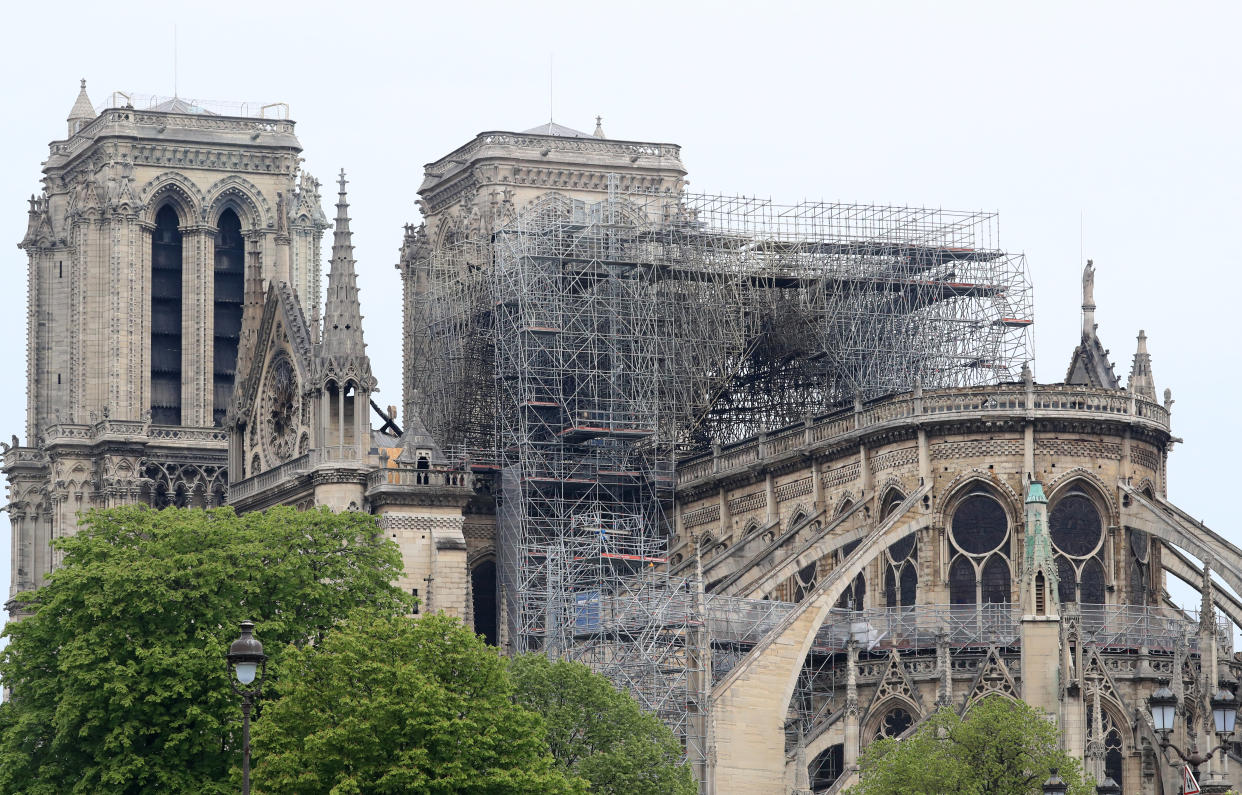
5 82 328 611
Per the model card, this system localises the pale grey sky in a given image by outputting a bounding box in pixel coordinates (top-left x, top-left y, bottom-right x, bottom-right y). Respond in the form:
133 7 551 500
2 0 1238 628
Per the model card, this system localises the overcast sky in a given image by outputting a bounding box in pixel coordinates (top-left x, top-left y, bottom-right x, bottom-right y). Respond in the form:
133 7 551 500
1 0 1238 631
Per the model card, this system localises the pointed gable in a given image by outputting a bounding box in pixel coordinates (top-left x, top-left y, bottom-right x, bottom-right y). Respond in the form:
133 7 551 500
1065 260 1120 389
229 283 316 429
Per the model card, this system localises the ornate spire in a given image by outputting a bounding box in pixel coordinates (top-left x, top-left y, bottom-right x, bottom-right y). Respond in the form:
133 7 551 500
593 115 606 139
67 78 95 137
319 170 372 383
1021 480 1059 617
1127 329 1157 400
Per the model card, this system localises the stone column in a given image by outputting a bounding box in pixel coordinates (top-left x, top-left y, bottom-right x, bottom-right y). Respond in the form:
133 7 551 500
181 227 215 427
844 640 861 771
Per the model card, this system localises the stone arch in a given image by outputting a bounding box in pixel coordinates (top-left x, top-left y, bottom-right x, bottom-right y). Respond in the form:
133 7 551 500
787 504 811 532
935 469 1022 530
1047 466 1119 527
709 492 932 791
740 518 760 539
204 175 271 230
876 477 906 509
834 491 856 516
863 695 922 741
139 172 205 224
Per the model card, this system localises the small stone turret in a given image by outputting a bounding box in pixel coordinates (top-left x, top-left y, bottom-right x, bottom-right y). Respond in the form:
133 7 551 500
1127 330 1157 401
66 79 95 137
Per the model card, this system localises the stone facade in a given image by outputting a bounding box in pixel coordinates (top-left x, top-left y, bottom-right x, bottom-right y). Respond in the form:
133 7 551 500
7 83 326 606
10 85 1242 795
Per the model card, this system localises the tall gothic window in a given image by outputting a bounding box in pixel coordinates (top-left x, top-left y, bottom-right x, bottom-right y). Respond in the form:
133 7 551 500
948 491 1012 608
151 205 183 425
884 534 918 608
471 558 498 646
1049 487 1107 606
213 209 245 426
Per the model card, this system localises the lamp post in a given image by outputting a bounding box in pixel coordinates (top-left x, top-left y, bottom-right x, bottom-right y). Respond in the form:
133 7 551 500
1146 681 1238 783
225 620 266 795
1094 776 1120 795
1042 768 1067 795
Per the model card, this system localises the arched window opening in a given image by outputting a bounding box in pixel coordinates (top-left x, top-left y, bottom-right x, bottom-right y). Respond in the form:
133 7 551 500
949 556 976 606
151 204 183 425
1079 557 1106 605
1087 705 1125 790
880 488 905 519
1050 491 1103 557
213 209 245 426
873 707 913 740
884 567 897 609
951 493 1008 555
899 563 917 607
1056 555 1077 604
836 572 865 611
887 535 915 563
471 559 498 645
1035 571 1046 615
981 555 1010 604
1129 528 1151 605
794 561 817 602
809 744 844 792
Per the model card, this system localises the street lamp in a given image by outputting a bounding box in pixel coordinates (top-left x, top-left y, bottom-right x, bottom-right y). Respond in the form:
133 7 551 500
1042 768 1067 795
1095 776 1120 795
225 620 266 795
1211 688 1237 735
1146 681 1238 781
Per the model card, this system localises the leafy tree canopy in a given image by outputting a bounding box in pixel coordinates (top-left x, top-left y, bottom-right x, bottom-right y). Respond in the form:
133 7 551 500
847 695 1094 795
0 505 413 794
252 612 585 794
509 654 697 795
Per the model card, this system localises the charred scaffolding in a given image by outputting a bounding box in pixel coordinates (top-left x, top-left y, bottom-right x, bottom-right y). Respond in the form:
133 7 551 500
409 180 1032 759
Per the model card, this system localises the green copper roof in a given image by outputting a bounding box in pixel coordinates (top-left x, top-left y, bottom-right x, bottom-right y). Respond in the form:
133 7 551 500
1026 480 1047 504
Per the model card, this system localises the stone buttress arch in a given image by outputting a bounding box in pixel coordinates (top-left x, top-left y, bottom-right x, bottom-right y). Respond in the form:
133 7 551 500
1121 484 1242 625
708 483 932 792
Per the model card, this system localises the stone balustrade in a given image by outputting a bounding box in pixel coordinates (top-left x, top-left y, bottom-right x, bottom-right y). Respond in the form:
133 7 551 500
677 383 1170 487
228 454 310 502
365 466 475 491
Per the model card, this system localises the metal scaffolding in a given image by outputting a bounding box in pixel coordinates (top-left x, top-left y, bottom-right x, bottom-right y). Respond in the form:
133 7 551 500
411 178 1034 763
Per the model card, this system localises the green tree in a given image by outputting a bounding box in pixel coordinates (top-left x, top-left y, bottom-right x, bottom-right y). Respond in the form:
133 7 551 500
0 505 413 795
508 654 697 795
251 612 584 794
848 695 1094 795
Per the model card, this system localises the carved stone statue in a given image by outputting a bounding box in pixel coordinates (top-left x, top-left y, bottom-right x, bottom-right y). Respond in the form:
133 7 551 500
1082 259 1095 307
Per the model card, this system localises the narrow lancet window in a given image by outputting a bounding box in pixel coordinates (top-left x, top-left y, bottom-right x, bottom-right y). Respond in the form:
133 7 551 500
151 205 183 425
213 209 245 425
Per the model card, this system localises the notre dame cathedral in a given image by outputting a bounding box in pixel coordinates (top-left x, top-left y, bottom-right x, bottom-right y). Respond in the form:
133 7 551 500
9 81 1242 794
